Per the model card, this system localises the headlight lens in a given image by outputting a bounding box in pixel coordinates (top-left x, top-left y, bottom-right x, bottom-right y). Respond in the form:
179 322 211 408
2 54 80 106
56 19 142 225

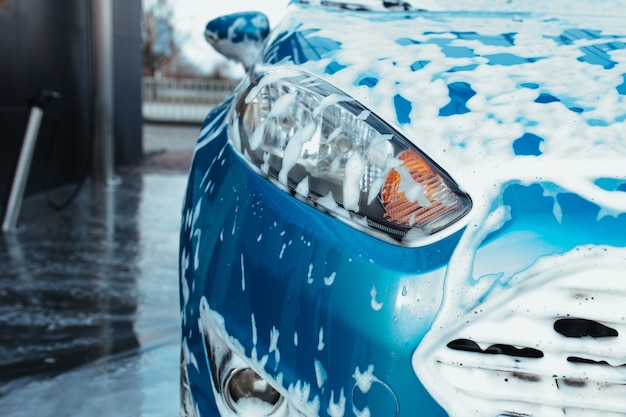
231 70 471 245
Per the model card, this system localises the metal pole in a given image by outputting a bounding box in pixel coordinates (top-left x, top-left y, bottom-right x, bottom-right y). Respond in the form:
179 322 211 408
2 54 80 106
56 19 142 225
2 106 44 232
91 0 115 184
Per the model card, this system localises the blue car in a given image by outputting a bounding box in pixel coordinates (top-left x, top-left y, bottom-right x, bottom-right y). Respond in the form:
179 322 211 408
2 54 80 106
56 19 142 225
180 1 626 416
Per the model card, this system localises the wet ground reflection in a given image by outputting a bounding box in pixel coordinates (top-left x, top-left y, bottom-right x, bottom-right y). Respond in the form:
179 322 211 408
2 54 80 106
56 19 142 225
0 173 185 416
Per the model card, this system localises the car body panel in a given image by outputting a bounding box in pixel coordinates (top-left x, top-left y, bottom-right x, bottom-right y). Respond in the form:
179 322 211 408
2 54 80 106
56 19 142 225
181 2 626 416
181 100 455 416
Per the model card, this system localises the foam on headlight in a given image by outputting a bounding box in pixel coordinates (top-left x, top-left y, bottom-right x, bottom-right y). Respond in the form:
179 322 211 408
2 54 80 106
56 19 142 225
231 70 471 246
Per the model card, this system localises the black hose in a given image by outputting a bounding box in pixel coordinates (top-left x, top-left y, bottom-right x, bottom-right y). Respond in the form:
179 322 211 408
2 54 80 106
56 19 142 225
41 90 91 212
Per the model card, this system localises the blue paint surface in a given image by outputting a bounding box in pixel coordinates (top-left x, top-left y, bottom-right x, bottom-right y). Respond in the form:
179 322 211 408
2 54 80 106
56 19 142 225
549 28 606 45
577 42 626 69
430 38 475 58
264 28 342 65
618 74 626 95
595 178 626 192
452 31 517 46
485 53 543 66
588 119 610 126
396 37 421 46
438 82 476 116
535 93 560 104
410 60 430 71
549 28 626 69
358 76 379 88
447 64 478 73
394 94 412 124
502 183 626 247
513 133 544 156
325 61 347 74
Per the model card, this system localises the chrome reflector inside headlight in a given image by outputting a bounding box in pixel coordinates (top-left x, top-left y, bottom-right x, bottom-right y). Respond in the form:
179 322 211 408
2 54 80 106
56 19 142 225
231 70 471 245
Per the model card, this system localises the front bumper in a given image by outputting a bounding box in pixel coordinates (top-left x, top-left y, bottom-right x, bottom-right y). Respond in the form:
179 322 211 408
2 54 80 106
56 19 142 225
180 103 626 417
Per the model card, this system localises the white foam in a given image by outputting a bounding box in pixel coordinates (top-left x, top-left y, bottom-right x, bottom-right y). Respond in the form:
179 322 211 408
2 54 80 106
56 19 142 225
317 327 325 351
307 263 314 284
343 152 365 212
269 326 280 365
327 389 346 417
324 272 336 286
314 359 327 388
240 253 246 291
352 364 377 394
296 176 310 197
369 285 384 311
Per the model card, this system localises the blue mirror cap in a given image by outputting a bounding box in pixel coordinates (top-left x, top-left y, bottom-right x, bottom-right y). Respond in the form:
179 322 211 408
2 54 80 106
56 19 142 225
205 11 270 44
205 11 271 68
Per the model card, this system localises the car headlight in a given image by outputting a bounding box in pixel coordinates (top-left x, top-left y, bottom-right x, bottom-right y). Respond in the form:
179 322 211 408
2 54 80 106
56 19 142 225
230 70 471 246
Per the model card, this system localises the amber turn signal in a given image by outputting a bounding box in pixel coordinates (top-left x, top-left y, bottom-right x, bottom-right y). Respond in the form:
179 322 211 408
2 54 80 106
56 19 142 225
382 150 465 229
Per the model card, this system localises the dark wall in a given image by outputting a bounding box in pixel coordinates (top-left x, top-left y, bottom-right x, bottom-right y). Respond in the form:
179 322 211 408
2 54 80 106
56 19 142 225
0 0 142 207
112 0 143 167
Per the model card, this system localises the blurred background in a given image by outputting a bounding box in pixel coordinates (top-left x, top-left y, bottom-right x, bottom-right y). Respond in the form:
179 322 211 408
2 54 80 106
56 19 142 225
0 0 286 201
0 1 285 416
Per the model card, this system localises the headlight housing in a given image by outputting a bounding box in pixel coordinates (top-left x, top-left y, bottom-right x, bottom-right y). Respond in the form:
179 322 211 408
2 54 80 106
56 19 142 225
230 70 471 246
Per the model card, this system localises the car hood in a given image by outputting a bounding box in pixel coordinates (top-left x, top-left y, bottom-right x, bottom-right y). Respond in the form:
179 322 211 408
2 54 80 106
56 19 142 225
257 3 626 212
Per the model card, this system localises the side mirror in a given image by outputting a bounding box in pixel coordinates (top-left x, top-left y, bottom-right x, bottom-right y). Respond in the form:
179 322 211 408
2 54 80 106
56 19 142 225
205 11 270 71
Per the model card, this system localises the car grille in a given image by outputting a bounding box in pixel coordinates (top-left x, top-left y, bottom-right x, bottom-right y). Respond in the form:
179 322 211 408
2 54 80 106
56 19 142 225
414 247 626 417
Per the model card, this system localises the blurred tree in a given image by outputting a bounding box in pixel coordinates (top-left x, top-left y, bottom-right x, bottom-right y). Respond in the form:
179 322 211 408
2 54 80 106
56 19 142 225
142 0 195 77
142 0 238 79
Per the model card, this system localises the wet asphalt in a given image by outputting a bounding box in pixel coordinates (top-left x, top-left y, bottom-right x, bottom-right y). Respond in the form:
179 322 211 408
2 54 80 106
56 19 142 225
0 123 200 416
